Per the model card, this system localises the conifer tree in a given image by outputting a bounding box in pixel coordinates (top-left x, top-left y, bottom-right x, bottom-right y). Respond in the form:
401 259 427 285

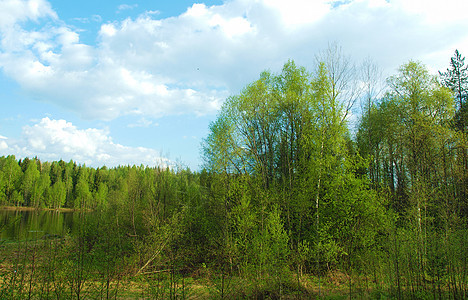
439 50 468 132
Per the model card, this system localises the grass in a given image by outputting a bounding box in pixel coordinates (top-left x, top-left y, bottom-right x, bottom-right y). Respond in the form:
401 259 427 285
0 240 460 299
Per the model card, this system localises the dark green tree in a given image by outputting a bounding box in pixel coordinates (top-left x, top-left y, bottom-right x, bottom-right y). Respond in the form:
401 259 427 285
439 50 468 132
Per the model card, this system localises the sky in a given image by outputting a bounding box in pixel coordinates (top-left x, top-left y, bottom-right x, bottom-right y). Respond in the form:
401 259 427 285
0 0 467 170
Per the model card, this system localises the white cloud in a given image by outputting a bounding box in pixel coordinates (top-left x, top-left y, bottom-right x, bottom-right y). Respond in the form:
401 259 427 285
118 4 138 12
0 0 56 29
100 23 117 37
127 117 158 128
394 0 468 24
72 15 102 24
261 0 331 28
0 118 171 167
0 135 7 150
0 0 468 121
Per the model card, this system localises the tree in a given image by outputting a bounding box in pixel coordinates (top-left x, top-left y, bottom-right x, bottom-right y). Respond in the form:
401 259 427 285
316 42 362 123
439 50 468 108
203 59 387 289
34 171 51 207
386 61 454 217
358 60 462 297
0 167 5 205
63 160 76 207
439 51 468 221
21 158 40 207
49 161 62 185
127 166 144 236
0 155 22 205
94 182 108 209
74 166 92 209
439 50 468 132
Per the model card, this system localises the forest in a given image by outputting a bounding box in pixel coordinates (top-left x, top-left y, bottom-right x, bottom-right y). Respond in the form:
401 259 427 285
0 47 467 299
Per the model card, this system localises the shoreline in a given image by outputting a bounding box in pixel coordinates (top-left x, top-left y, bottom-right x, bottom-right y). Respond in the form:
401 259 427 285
0 206 77 212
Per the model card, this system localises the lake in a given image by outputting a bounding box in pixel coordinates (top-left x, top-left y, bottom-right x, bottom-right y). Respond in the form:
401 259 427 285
0 209 78 242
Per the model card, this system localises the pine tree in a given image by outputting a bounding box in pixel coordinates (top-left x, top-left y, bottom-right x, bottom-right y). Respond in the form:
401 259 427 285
439 50 468 132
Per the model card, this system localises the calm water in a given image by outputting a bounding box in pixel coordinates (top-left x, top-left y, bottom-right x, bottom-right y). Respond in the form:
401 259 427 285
0 209 78 241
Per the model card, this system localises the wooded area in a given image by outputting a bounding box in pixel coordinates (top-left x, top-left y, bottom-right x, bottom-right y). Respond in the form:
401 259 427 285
0 47 467 298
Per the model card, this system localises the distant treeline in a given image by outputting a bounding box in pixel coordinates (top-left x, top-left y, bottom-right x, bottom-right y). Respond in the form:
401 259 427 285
0 47 467 298
0 155 191 211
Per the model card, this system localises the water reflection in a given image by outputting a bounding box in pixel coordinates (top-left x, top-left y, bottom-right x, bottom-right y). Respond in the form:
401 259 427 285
0 209 77 241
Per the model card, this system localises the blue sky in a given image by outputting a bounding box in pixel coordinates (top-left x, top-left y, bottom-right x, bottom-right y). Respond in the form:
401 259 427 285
1 0 467 170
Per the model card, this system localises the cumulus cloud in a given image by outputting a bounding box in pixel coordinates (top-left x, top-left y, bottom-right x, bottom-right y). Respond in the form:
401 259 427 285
0 0 56 29
261 0 331 28
0 117 171 167
0 0 467 121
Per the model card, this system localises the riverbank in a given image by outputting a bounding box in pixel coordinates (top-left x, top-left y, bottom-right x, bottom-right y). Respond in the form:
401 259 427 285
0 206 76 212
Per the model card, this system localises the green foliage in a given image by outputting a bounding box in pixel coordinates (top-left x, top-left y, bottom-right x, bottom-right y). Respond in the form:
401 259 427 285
357 58 467 299
22 159 42 207
201 57 390 297
0 50 467 299
439 50 468 110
